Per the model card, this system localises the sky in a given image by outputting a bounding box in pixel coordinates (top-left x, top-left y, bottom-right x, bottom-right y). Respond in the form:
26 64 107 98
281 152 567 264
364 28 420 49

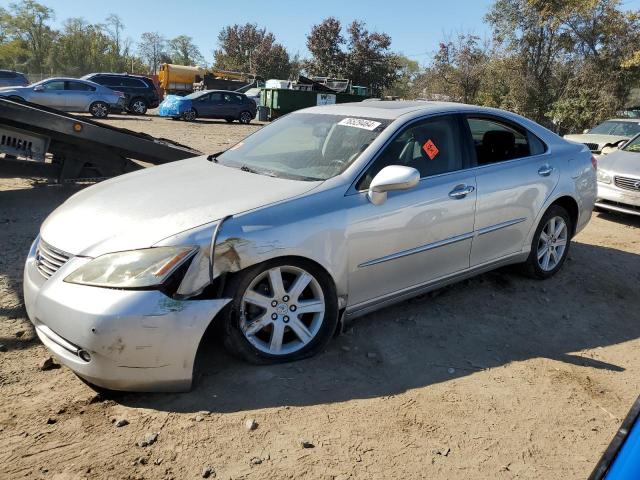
6 0 640 66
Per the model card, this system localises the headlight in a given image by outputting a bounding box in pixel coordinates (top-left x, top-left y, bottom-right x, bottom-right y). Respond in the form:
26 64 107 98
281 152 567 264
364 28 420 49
596 169 612 184
65 246 196 289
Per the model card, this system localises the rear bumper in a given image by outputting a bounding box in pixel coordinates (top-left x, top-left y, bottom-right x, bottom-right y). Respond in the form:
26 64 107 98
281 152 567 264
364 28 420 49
596 182 640 216
23 237 230 392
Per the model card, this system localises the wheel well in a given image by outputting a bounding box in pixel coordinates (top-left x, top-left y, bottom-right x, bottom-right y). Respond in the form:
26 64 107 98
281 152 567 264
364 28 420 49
550 196 579 237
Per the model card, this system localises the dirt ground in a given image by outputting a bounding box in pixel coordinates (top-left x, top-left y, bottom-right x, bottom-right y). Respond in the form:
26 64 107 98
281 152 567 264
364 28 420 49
1 113 639 480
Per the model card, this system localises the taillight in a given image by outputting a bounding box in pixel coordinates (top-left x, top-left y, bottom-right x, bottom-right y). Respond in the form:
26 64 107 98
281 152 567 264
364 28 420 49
591 155 598 170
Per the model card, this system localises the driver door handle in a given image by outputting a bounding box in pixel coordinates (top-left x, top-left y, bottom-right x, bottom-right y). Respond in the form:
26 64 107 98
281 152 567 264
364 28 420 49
449 184 475 199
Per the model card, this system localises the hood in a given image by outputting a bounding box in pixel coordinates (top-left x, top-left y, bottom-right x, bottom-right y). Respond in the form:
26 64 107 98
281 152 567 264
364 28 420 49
40 156 321 257
564 133 629 150
598 149 640 175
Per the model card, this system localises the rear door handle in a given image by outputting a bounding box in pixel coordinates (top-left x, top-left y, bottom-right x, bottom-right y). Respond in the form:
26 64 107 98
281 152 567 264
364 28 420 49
449 184 475 199
538 165 554 176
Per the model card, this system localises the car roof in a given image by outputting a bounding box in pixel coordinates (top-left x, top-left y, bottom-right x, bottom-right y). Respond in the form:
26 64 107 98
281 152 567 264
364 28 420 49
0 69 26 75
37 77 102 87
605 118 640 123
304 101 510 120
85 72 151 79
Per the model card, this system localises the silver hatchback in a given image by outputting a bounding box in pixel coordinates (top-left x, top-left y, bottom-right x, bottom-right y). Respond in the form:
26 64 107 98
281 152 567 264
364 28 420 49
0 77 125 117
23 102 597 392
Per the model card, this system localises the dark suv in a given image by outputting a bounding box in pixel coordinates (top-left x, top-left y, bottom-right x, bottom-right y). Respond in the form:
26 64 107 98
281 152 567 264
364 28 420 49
81 73 161 115
0 70 29 88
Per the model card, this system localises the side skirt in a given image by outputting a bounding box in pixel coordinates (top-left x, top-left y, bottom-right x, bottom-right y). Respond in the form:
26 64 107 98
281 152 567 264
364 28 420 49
344 251 528 322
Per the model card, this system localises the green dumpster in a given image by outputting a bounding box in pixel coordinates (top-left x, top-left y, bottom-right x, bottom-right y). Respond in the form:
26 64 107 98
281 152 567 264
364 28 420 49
261 89 366 119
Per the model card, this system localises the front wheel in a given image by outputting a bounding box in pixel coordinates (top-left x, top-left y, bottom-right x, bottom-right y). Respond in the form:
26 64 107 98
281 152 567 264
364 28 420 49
238 111 253 124
89 101 109 118
521 205 572 279
182 108 197 121
222 259 339 364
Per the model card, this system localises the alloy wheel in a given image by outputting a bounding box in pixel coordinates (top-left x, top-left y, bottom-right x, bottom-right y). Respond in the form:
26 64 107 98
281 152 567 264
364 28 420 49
537 215 568 271
240 266 325 355
239 111 252 124
183 109 196 121
90 102 108 118
131 100 147 114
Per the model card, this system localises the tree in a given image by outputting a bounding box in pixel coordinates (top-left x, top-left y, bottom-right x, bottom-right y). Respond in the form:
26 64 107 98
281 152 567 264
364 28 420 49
46 18 113 76
305 18 399 96
138 31 166 74
385 55 420 98
415 34 488 103
304 17 346 77
214 23 292 78
168 35 203 66
0 0 55 72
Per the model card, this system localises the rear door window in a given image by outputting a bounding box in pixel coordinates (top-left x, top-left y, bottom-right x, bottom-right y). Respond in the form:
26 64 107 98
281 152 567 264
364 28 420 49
121 77 146 88
465 117 545 165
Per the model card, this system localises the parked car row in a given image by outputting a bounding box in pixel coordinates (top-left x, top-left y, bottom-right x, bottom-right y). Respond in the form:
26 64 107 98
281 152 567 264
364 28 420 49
0 69 256 122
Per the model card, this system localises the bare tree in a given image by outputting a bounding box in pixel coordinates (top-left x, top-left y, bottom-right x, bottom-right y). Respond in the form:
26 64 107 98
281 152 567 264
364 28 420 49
137 31 166 74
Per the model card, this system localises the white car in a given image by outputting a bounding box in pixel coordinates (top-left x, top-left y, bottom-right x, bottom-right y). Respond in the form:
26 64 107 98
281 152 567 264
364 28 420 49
595 133 640 216
564 118 640 155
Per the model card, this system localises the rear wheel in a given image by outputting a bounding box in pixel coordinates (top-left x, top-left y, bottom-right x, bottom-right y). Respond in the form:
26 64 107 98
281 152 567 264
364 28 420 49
182 108 197 121
89 101 109 118
225 118 234 123
521 205 572 279
238 111 252 124
129 98 148 115
222 258 338 364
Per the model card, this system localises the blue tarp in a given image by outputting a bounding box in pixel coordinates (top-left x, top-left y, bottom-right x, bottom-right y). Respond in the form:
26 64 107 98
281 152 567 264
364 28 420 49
158 95 192 117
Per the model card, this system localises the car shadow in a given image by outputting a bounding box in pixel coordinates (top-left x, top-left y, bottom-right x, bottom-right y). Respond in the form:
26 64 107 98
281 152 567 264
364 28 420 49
115 240 640 414
594 210 640 228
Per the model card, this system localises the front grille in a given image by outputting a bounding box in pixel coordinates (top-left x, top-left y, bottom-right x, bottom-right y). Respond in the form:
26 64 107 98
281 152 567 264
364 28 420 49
583 142 599 152
614 176 640 192
35 240 72 279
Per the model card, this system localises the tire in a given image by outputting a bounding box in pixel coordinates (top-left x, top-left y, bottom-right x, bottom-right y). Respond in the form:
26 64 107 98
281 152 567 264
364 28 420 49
221 258 339 364
238 111 253 124
89 101 109 118
521 205 572 279
182 108 197 122
129 98 148 115
225 118 234 123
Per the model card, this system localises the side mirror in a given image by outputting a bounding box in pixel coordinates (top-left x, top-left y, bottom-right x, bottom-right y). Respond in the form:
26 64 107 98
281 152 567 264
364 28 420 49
583 128 590 134
33 85 44 92
367 165 420 205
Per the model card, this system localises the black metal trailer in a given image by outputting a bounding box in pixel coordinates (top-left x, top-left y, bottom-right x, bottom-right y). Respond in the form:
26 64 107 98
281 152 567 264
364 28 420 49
0 97 201 182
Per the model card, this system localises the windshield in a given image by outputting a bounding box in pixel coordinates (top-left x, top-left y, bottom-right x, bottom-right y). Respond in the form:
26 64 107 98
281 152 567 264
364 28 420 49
217 112 391 181
589 121 640 136
622 134 640 153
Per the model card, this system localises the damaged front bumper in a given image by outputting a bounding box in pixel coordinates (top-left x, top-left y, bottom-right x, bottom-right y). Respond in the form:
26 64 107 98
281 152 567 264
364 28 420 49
23 238 230 392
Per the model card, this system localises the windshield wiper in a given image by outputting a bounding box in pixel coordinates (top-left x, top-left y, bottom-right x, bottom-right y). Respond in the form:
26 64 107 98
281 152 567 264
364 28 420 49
240 165 259 174
239 165 277 177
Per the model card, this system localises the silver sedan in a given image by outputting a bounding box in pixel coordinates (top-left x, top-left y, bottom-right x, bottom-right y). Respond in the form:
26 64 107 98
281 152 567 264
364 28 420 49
595 133 640 216
0 77 125 118
23 102 597 392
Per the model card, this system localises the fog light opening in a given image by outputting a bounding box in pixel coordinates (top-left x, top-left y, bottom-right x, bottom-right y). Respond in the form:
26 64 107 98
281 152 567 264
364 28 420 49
78 349 92 362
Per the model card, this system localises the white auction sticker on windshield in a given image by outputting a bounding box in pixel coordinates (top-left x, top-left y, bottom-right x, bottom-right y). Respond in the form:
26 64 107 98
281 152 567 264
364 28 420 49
338 118 381 130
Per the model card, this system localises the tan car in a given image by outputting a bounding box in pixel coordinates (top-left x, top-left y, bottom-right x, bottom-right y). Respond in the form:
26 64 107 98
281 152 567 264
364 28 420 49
564 118 640 155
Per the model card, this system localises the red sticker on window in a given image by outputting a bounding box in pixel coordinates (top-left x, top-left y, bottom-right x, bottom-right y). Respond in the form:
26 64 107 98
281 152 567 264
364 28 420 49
423 139 439 160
